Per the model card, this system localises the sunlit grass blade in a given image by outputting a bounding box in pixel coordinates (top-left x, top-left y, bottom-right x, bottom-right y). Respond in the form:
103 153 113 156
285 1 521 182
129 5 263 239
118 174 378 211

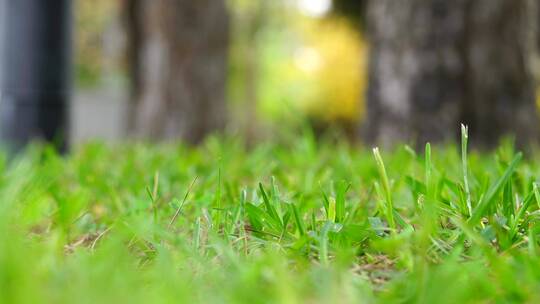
461 124 473 216
328 197 336 223
372 147 395 231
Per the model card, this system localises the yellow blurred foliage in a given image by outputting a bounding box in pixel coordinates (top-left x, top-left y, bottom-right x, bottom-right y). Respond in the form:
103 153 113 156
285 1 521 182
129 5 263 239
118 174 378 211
294 17 368 123
537 88 540 110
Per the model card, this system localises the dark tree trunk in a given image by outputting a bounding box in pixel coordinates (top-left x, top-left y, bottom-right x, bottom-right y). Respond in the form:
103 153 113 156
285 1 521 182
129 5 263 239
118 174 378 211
364 0 539 148
0 0 71 152
124 0 229 143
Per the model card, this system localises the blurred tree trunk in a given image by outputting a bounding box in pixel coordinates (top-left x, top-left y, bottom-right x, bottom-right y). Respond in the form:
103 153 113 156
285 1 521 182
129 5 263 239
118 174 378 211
238 1 266 146
364 0 539 148
123 0 229 143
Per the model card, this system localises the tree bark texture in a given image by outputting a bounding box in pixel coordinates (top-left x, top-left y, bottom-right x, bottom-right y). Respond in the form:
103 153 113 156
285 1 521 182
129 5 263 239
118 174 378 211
124 0 229 143
365 0 539 148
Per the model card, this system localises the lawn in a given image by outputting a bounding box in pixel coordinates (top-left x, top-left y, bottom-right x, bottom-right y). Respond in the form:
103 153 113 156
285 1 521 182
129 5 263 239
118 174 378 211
2 128 540 303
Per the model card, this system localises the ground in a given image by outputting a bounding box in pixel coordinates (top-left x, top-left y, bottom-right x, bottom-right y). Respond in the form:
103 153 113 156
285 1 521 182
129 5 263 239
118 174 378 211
1 130 540 303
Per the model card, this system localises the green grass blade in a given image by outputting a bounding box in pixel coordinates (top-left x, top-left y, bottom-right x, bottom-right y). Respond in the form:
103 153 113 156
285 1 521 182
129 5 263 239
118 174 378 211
509 191 534 239
290 204 306 236
469 152 522 225
335 181 350 223
534 182 540 210
259 182 282 226
461 124 473 216
319 221 333 265
320 185 331 218
373 147 395 231
425 142 433 199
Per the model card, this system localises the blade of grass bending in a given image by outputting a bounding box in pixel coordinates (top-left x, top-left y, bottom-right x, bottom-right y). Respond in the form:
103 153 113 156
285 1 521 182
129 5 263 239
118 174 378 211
469 152 522 225
372 148 395 231
169 176 198 228
259 183 282 226
320 184 330 218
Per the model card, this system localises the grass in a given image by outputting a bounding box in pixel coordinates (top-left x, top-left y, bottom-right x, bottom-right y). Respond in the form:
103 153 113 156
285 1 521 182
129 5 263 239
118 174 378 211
2 131 540 303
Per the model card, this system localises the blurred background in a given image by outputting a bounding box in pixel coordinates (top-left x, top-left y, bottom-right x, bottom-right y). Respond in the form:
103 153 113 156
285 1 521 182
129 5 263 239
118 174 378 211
72 0 367 144
1 0 540 149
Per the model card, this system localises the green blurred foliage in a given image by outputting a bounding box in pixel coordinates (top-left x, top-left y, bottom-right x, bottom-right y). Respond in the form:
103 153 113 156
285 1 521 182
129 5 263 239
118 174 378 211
74 0 119 87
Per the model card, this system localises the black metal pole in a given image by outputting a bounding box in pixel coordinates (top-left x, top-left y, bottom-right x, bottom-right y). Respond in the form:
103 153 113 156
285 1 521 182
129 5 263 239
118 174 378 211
0 0 71 152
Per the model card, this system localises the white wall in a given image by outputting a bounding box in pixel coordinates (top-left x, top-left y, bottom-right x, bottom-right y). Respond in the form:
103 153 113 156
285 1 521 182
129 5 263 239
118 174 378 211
71 89 128 144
